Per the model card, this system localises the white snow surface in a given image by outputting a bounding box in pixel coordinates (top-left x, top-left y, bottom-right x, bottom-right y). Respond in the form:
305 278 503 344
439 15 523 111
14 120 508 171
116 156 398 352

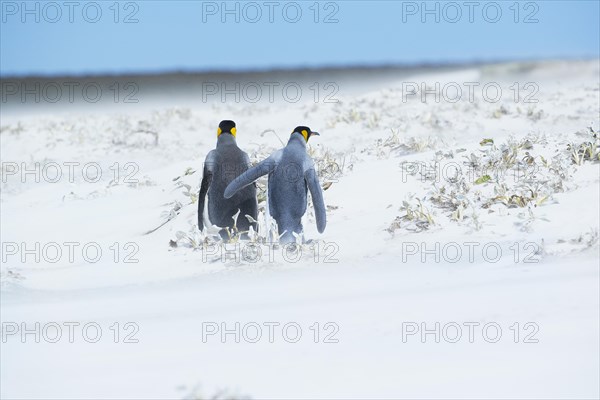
1 61 599 399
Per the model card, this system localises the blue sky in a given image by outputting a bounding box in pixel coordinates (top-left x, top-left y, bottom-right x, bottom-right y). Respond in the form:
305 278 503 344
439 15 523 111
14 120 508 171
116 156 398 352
1 0 599 76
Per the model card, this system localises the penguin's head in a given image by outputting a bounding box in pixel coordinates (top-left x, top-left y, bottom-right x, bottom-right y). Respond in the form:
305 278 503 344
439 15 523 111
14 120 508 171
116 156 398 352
292 126 320 142
217 120 237 137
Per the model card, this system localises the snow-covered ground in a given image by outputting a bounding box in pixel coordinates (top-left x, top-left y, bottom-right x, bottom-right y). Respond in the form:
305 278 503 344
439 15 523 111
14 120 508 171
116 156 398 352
1 60 599 399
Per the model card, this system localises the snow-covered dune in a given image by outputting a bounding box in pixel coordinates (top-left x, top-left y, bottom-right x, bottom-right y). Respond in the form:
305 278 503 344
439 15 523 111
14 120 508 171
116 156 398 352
1 61 599 399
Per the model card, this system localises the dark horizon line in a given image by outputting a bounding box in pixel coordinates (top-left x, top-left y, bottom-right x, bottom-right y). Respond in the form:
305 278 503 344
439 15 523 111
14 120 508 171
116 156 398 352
0 55 597 80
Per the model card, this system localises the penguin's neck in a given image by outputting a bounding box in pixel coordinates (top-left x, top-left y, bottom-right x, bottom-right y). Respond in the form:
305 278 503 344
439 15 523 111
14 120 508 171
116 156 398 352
287 132 307 149
217 133 237 147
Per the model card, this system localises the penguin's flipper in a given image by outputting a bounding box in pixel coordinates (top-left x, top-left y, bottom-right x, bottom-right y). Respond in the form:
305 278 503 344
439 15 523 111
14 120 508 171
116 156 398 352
198 152 216 231
198 172 212 231
305 167 326 233
224 150 282 199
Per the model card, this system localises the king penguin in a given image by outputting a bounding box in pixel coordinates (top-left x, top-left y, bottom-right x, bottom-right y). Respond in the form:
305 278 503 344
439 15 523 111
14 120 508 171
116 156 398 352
224 126 326 243
198 120 258 239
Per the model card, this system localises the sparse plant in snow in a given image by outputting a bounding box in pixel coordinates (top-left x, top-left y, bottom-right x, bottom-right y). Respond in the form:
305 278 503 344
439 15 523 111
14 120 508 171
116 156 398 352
567 132 600 165
367 129 441 159
387 196 435 234
394 130 595 237
183 385 250 400
0 269 26 288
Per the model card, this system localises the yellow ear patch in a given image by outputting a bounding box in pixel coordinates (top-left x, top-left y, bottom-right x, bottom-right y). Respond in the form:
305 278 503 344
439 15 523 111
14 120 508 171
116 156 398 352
301 129 308 141
218 126 236 137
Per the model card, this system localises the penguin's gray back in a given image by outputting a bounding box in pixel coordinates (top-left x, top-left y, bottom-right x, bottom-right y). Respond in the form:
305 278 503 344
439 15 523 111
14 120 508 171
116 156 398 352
222 131 326 241
268 136 310 228
207 136 256 226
